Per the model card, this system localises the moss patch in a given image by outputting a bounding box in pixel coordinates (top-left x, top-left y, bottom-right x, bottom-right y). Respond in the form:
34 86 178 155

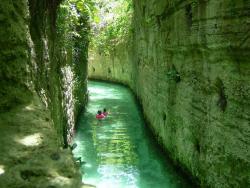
0 95 82 188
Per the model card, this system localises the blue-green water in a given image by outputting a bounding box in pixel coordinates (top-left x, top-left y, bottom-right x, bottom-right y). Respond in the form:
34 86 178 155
73 81 192 188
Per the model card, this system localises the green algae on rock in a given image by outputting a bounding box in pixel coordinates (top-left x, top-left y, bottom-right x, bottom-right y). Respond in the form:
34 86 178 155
0 95 82 188
0 0 90 187
88 0 250 187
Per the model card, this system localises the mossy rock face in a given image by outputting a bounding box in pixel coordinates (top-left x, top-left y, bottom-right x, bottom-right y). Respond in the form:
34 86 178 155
0 0 32 111
26 0 89 146
89 0 250 187
0 95 82 188
0 0 89 186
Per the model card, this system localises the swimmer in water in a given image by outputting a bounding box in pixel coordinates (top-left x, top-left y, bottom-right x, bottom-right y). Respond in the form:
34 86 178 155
96 110 105 120
103 108 108 117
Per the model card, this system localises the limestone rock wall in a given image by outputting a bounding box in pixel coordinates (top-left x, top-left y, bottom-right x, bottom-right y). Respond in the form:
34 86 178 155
28 0 89 146
0 0 88 186
0 0 33 111
88 42 135 88
88 0 250 187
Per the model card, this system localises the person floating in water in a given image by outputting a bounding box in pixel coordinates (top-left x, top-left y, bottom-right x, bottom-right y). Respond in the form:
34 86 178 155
96 110 105 120
103 108 108 117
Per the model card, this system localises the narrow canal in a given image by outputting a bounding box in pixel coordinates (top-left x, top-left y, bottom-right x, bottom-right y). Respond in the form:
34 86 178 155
73 81 192 188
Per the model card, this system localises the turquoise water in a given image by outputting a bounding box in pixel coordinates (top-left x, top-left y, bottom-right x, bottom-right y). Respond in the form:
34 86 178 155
73 81 192 188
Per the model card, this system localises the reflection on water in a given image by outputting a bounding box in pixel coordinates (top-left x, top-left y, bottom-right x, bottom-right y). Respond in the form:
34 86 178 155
73 81 192 188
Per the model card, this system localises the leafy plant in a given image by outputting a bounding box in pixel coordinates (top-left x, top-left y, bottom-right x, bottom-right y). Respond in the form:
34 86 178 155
89 0 133 55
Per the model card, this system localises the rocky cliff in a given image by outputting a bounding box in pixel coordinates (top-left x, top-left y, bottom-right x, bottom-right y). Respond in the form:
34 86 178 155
29 0 89 146
0 0 88 187
89 0 250 187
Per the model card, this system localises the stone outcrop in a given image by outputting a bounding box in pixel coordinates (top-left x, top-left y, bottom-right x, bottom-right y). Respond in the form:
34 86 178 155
0 0 88 186
28 0 89 146
89 0 250 187
0 95 82 188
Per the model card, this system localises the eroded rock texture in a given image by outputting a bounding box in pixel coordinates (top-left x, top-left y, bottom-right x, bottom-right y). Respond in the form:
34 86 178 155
89 0 250 187
0 0 88 187
0 0 33 111
28 0 89 146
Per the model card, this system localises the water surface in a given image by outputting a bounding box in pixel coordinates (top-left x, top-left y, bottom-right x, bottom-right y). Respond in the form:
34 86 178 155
73 81 191 188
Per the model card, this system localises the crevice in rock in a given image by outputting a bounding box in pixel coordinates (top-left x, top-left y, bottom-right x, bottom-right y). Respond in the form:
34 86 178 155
215 78 227 112
108 67 111 74
185 3 192 29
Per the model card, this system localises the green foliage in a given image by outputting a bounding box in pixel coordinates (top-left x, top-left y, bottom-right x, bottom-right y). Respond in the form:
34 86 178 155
90 0 133 55
56 0 133 56
57 0 94 47
57 0 93 66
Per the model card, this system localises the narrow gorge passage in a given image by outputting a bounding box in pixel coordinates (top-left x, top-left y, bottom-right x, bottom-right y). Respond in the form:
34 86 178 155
1 0 249 187
73 81 192 188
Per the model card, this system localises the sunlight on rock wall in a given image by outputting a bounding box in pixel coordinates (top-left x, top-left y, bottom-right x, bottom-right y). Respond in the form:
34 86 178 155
28 0 89 146
0 0 89 187
89 0 250 187
61 66 76 143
